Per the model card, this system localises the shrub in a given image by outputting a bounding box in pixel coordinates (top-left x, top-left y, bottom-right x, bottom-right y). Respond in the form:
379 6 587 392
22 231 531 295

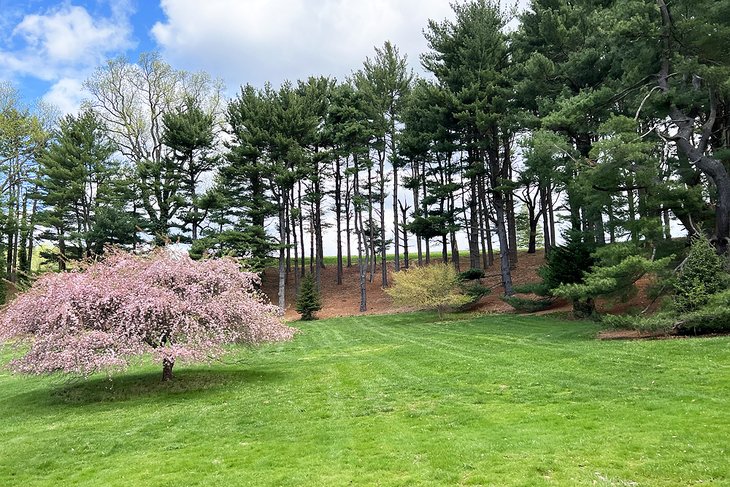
553 251 672 318
386 264 472 318
603 290 730 335
501 295 554 313
512 281 551 297
295 274 322 321
673 235 728 312
0 249 296 380
460 282 492 311
459 268 486 281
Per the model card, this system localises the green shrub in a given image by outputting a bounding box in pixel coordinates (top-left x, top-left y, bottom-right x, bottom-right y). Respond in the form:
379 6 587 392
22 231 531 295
386 264 472 318
461 282 491 301
601 313 672 333
674 306 730 335
295 274 322 321
673 235 728 312
654 238 688 262
553 253 672 318
592 242 644 267
501 296 554 313
603 290 730 335
512 281 551 296
459 268 486 281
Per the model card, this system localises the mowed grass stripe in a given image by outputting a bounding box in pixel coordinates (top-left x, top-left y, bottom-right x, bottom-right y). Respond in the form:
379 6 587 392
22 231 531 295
0 312 728 486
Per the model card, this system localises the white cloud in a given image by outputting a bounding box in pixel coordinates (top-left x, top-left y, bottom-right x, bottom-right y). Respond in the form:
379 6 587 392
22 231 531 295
0 2 134 115
1 4 134 80
42 78 87 115
151 0 458 89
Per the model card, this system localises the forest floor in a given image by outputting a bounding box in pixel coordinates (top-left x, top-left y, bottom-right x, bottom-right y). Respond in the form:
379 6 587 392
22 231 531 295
261 251 655 321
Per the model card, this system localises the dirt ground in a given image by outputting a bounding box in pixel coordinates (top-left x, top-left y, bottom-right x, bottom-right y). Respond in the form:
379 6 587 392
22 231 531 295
261 251 662 321
261 252 553 321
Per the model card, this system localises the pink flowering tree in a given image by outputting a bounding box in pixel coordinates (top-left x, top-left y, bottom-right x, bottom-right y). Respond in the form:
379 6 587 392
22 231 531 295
0 250 296 381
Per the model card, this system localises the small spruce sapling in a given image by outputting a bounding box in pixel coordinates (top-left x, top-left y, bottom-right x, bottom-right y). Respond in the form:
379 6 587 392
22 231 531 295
674 235 728 312
295 274 323 321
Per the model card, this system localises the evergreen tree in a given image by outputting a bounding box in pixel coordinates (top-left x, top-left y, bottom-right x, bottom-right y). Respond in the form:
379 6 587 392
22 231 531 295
38 109 125 267
162 95 218 242
355 42 412 282
422 0 516 294
295 273 322 321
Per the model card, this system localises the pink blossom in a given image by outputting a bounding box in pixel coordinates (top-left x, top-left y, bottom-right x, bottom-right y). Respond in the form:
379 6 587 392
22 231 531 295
0 249 296 377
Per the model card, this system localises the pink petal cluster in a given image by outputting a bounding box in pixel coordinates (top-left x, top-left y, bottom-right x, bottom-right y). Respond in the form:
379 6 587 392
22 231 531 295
0 249 296 376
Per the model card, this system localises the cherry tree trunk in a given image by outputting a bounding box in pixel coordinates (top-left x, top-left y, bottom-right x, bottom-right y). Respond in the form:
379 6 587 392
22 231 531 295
162 358 175 382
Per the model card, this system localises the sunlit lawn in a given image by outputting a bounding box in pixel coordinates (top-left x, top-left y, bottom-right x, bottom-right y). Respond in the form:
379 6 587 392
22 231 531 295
1 313 728 486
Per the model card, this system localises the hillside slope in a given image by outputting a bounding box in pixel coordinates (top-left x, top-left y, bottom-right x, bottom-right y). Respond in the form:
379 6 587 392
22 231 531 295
261 252 548 320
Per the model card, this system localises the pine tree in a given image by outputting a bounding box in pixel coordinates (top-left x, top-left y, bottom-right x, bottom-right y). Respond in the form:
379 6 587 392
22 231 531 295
295 273 322 321
162 95 218 242
38 109 124 267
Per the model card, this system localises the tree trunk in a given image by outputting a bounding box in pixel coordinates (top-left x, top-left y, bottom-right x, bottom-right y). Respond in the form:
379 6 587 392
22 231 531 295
314 177 324 289
479 175 494 267
298 181 306 277
493 191 514 296
290 191 300 289
379 156 388 287
309 200 315 275
393 159 400 273
414 160 423 266
540 187 551 257
528 204 538 254
335 159 343 285
368 166 375 283
489 137 513 295
399 200 410 269
663 207 672 240
503 140 518 266
354 157 367 312
285 200 291 275
278 191 287 312
162 357 175 382
469 176 480 269
345 160 352 268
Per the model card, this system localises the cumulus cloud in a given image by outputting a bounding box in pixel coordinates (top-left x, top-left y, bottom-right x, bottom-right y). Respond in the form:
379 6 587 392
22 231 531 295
1 3 134 80
42 78 88 115
0 2 134 114
151 0 458 88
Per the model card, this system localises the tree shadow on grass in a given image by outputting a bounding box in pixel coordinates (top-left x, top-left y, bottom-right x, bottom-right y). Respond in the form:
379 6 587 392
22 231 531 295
6 367 285 410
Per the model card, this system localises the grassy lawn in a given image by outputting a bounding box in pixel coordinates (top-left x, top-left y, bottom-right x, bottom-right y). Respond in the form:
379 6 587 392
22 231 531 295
0 313 728 486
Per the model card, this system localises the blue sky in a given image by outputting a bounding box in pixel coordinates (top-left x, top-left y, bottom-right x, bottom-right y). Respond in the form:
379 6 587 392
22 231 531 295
1 1 529 115
3 0 513 115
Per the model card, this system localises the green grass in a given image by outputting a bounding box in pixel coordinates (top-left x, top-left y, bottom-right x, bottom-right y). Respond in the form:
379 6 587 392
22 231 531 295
1 313 728 486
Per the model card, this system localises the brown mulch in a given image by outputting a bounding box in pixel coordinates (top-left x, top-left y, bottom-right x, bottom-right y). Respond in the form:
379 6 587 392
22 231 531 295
598 329 730 340
597 329 673 340
261 252 549 321
260 251 668 327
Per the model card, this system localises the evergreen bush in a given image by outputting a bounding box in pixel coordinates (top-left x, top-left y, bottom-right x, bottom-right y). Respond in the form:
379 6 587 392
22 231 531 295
459 268 486 281
295 274 322 321
501 295 554 313
673 235 728 312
